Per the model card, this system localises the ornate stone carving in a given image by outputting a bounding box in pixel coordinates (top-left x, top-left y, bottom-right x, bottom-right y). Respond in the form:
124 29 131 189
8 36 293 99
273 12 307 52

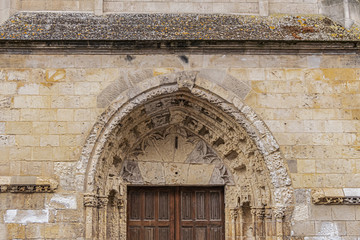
186 140 221 164
210 165 234 185
120 160 143 183
0 184 56 193
84 194 98 207
273 208 286 219
344 197 360 204
97 196 109 208
230 208 239 220
78 76 294 239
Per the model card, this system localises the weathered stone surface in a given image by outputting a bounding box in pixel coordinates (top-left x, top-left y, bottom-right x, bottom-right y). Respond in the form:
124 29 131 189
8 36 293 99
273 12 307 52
47 194 77 210
4 210 49 224
1 13 359 41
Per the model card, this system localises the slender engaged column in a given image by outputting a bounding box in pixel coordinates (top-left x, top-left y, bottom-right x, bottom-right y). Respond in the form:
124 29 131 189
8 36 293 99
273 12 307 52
264 208 273 240
230 208 239 240
274 208 285 240
98 196 109 240
84 194 98 240
256 208 265 239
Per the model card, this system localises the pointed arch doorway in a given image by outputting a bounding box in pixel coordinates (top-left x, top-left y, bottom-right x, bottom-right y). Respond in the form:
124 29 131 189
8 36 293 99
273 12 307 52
78 71 293 239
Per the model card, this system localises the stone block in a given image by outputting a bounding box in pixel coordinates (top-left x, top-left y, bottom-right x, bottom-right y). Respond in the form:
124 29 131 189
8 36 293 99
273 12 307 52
32 122 49 134
39 109 57 121
20 109 39 121
15 135 39 147
18 83 40 95
40 135 60 147
138 162 165 185
0 223 7 239
49 122 67 134
32 147 53 161
297 160 315 174
332 205 356 220
5 209 49 224
187 164 215 184
343 188 360 197
0 135 15 147
346 221 360 236
291 221 315 236
292 204 309 221
47 194 77 210
314 221 346 236
6 223 25 239
309 205 332 220
5 122 32 134
57 109 74 121
25 223 45 239
0 82 17 95
316 159 354 174
316 174 345 188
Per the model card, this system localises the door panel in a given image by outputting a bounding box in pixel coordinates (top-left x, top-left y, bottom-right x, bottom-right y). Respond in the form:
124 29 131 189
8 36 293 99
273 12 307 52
127 187 224 240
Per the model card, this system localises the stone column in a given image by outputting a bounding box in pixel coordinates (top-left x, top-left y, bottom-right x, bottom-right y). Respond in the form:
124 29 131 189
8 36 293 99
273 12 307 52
98 195 109 240
84 194 98 240
250 208 257 239
264 208 273 240
238 208 244 240
230 208 238 240
255 208 265 239
273 208 285 240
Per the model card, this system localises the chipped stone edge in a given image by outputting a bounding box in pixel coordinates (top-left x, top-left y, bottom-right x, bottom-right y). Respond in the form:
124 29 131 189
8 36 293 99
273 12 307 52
0 176 58 193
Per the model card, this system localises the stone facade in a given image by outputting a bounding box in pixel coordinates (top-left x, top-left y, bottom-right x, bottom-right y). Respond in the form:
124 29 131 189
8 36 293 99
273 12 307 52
1 0 359 27
0 50 359 239
0 1 360 239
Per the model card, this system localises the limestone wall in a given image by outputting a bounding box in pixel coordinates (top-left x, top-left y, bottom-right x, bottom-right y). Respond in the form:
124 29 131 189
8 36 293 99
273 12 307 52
0 52 359 239
7 0 320 15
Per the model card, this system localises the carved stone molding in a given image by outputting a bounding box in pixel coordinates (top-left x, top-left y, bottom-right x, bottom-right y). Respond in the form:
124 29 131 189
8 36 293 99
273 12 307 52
84 194 124 208
313 196 360 205
0 176 58 193
273 208 285 219
311 188 360 205
84 194 98 207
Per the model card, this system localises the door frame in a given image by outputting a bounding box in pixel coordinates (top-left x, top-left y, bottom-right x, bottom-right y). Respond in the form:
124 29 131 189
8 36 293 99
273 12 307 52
127 186 225 240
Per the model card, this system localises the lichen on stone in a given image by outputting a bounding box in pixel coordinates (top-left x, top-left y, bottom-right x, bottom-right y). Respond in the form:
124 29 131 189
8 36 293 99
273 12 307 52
0 12 359 41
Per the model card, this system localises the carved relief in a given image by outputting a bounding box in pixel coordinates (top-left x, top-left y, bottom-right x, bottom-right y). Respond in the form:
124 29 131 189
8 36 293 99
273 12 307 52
120 160 143 183
0 184 56 193
186 140 221 164
79 76 293 239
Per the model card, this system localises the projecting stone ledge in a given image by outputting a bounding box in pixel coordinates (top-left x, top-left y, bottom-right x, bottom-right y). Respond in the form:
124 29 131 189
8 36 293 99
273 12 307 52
0 12 359 41
0 176 58 193
312 188 360 205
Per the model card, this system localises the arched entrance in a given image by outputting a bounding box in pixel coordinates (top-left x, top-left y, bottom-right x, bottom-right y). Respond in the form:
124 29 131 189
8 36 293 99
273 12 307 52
77 71 293 239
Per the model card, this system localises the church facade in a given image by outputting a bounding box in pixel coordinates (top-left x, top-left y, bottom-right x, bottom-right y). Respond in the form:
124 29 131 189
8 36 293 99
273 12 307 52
0 0 359 239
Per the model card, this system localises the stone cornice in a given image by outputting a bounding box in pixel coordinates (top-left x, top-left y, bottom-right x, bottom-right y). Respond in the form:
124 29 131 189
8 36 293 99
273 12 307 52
312 188 360 205
0 176 58 193
1 13 360 41
0 40 359 55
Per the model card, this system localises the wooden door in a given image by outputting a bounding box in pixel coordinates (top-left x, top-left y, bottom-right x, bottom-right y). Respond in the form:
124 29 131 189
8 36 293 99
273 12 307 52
127 187 224 240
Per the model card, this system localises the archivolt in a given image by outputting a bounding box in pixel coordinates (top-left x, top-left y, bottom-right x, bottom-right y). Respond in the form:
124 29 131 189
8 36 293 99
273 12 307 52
76 70 293 239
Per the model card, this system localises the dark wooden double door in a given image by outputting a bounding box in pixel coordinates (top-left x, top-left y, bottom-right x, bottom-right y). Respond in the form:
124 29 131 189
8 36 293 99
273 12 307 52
127 187 224 240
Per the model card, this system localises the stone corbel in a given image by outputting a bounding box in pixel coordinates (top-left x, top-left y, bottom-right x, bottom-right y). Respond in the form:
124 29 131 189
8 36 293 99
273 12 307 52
0 176 58 193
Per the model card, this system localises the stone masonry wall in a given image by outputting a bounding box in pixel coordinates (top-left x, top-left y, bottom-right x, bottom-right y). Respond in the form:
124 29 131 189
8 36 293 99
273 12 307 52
0 53 359 239
7 0 321 15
